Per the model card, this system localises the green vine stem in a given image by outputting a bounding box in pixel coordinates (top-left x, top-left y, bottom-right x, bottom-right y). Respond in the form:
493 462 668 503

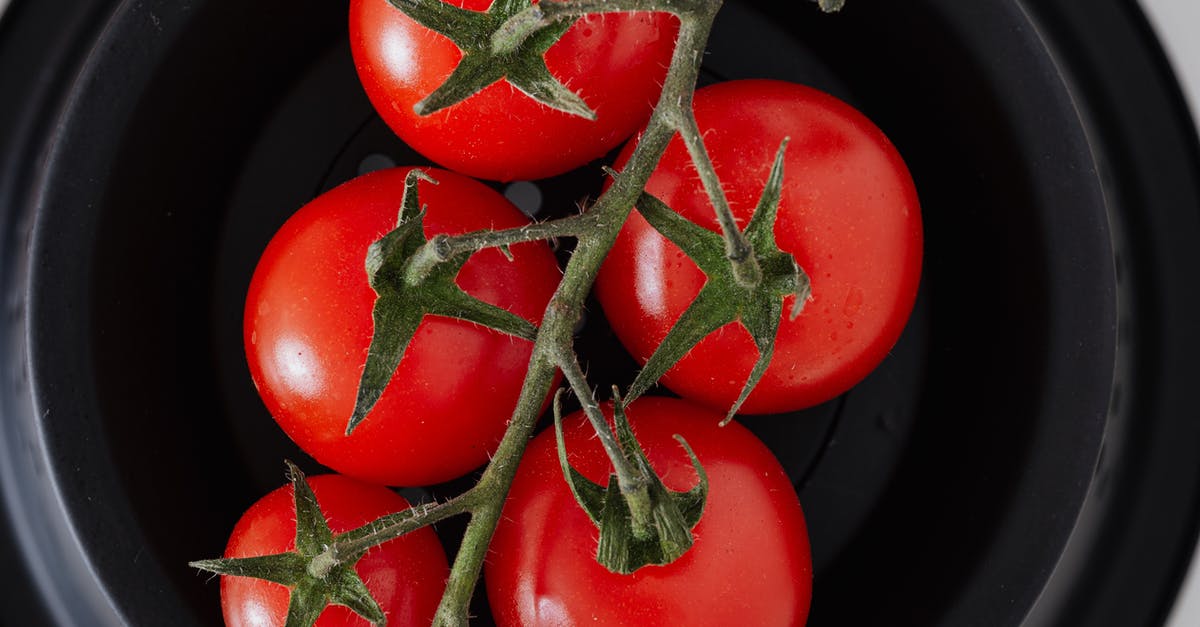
673 111 762 286
285 0 797 624
556 347 648 499
404 211 598 285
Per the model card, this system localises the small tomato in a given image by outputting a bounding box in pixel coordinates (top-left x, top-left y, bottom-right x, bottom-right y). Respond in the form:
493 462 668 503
245 167 561 486
597 79 923 414
486 397 813 626
220 474 448 626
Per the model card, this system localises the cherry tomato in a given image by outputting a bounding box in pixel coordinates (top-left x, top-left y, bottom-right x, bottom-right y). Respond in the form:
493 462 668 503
595 79 923 414
349 0 678 182
245 167 561 486
221 474 447 626
485 397 812 626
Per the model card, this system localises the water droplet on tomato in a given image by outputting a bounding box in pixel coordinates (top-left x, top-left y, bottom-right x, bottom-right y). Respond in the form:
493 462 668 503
844 287 864 317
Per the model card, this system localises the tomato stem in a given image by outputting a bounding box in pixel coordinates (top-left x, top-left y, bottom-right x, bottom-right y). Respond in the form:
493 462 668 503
404 211 599 285
551 397 710 573
673 110 763 287
319 492 478 567
432 352 560 626
555 348 649 500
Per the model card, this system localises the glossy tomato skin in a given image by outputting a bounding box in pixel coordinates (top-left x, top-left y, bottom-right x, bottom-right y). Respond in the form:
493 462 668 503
485 397 812 626
349 0 678 182
596 79 923 414
245 167 560 486
221 474 448 626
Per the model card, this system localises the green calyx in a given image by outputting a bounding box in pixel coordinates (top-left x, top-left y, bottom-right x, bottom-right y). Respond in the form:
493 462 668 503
189 462 386 627
554 391 708 575
350 168 538 434
620 139 812 424
386 0 595 119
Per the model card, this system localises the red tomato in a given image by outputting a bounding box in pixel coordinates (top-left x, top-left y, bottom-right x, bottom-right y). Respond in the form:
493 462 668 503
595 79 923 414
221 474 447 626
349 0 678 182
245 167 561 486
485 397 812 626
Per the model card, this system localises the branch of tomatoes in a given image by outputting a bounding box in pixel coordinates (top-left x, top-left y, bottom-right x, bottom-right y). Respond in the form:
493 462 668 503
194 0 860 624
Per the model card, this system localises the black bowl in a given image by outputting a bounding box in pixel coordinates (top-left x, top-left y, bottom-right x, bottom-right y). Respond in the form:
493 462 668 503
2 0 1198 625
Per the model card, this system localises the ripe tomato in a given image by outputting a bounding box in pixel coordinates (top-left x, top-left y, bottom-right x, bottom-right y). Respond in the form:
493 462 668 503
349 0 678 182
485 397 812 626
221 474 448 626
245 167 561 486
595 79 923 414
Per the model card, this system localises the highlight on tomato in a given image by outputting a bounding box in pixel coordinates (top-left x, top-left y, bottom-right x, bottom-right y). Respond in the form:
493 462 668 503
596 79 923 415
244 167 561 486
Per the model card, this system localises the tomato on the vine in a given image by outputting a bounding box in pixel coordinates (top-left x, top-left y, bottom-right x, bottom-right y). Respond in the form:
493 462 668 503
485 397 813 626
220 474 448 626
244 167 561 486
596 79 923 414
349 0 679 182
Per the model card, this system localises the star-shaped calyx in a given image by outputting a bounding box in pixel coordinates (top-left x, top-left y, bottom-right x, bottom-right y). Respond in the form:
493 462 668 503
387 0 595 118
554 389 709 575
350 168 537 433
190 462 386 626
620 139 812 424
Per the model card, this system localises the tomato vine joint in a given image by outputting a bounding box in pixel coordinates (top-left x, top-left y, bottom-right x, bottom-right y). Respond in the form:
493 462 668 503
553 391 709 575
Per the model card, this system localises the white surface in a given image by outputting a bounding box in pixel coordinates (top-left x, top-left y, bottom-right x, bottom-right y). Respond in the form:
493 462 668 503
1142 0 1200 123
1138 3 1200 626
